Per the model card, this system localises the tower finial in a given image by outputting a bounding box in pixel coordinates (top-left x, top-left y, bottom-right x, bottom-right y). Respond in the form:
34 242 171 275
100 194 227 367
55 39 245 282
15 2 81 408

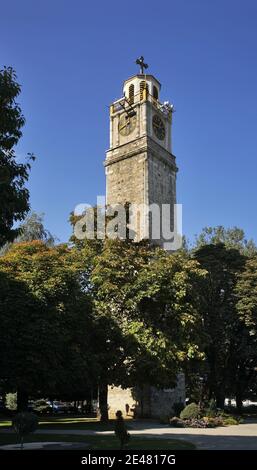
135 56 148 74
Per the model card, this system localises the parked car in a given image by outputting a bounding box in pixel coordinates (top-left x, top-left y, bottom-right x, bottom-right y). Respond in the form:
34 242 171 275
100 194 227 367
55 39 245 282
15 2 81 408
48 401 69 414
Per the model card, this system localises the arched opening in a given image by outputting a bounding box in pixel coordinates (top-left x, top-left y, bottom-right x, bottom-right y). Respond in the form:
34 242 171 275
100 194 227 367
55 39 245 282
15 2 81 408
153 85 159 100
129 84 134 104
140 81 149 100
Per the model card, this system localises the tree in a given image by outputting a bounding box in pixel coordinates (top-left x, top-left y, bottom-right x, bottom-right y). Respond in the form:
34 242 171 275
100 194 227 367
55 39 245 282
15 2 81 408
0 66 34 248
15 212 55 245
70 209 206 420
0 241 94 410
90 239 206 420
194 243 246 408
235 256 257 405
236 256 257 334
194 226 256 257
0 211 55 254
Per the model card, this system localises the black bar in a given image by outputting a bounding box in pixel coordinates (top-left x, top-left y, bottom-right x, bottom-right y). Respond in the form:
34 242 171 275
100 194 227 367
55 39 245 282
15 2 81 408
1 450 257 468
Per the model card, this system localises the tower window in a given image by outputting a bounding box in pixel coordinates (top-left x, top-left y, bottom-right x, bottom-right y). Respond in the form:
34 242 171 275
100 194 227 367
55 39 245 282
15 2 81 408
140 81 149 100
129 84 134 104
153 85 158 100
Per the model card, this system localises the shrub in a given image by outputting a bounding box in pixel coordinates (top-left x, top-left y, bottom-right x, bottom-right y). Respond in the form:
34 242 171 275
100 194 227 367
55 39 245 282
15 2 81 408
205 398 217 418
203 416 224 427
223 416 240 426
180 403 200 420
12 412 38 449
183 418 208 428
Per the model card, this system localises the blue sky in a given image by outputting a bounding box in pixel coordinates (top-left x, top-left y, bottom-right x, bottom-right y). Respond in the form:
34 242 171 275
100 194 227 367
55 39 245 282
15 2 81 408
1 0 257 244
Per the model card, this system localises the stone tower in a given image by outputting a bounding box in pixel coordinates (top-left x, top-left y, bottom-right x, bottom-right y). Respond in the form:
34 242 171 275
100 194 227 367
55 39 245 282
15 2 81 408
104 60 178 246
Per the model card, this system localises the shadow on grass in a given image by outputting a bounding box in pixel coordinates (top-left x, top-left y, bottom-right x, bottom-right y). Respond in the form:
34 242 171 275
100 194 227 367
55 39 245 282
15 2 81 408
0 432 195 450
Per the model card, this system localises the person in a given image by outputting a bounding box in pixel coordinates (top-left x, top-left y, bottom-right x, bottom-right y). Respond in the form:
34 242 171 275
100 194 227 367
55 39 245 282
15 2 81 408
114 410 130 449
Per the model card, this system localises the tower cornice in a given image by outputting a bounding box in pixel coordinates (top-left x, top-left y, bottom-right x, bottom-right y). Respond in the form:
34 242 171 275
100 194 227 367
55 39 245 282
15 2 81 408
123 74 161 87
105 136 177 172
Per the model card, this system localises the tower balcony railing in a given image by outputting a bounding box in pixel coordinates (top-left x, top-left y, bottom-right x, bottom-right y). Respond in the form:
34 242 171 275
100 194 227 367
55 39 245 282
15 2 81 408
110 91 174 118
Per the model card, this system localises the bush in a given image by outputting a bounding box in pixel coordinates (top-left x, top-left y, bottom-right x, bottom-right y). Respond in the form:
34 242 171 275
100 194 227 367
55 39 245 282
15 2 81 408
12 412 38 448
180 403 200 420
205 398 217 418
183 418 208 428
203 416 224 427
223 416 240 426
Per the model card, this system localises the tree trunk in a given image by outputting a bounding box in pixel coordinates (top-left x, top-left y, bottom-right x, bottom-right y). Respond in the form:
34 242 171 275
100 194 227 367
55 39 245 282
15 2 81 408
17 389 29 412
216 393 225 410
98 382 109 422
236 393 243 412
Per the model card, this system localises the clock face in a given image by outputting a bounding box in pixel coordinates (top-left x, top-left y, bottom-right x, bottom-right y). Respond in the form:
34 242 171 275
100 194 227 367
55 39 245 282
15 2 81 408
152 114 165 140
118 113 136 136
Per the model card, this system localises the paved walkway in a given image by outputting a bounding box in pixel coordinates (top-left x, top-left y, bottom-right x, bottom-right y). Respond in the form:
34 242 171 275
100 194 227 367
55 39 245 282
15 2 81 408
35 419 257 450
2 419 257 450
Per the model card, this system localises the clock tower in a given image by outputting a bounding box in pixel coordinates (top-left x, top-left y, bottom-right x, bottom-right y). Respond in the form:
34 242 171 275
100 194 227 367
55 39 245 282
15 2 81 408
104 58 178 246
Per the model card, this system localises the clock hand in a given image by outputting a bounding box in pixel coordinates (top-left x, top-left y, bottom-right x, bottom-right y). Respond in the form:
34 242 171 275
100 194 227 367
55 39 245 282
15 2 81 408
119 121 130 130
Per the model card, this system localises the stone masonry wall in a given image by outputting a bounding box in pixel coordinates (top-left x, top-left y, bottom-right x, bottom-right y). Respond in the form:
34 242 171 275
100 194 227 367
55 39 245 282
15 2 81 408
107 374 185 419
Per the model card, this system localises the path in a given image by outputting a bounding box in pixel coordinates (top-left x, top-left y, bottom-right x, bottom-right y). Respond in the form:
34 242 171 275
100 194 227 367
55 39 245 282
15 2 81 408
2 419 257 450
35 419 257 450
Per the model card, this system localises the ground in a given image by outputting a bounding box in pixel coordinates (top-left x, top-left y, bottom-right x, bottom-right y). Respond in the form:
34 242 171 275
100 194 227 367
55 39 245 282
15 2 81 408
1 416 257 450
0 417 193 450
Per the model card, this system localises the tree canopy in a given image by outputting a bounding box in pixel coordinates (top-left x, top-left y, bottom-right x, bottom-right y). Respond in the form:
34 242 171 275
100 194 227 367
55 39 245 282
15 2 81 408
0 241 94 409
0 67 34 248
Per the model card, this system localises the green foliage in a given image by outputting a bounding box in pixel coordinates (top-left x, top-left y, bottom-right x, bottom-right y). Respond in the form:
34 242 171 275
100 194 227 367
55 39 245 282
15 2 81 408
180 403 200 420
0 67 35 247
5 393 17 411
0 212 55 255
0 241 95 404
193 243 247 407
203 416 223 427
92 240 206 385
0 66 24 150
170 413 239 428
204 398 217 417
222 416 240 426
194 226 257 256
69 233 207 420
236 256 257 336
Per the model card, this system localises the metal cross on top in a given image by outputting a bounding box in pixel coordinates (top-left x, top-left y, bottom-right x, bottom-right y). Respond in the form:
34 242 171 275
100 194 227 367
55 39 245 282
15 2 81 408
136 56 148 74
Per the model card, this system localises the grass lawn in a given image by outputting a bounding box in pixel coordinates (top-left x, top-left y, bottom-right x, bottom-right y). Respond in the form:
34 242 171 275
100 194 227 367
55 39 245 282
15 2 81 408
0 432 195 450
0 416 131 431
0 420 10 428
